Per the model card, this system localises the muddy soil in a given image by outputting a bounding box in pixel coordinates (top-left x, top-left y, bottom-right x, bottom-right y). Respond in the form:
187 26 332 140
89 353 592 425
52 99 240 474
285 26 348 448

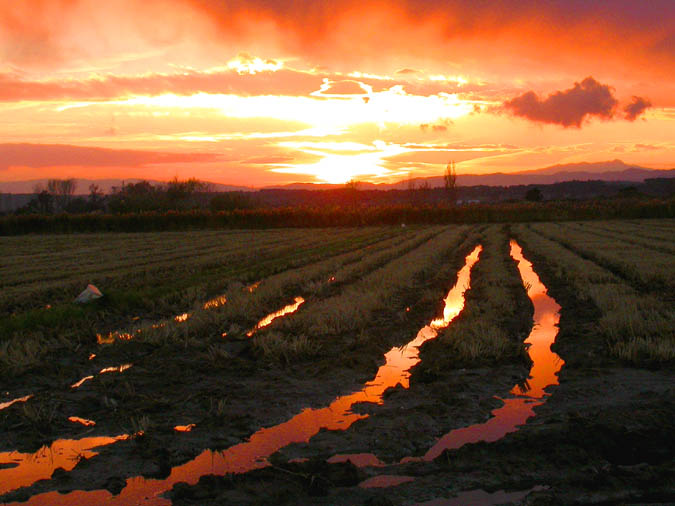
2 230 673 505
0 235 482 503
161 235 675 505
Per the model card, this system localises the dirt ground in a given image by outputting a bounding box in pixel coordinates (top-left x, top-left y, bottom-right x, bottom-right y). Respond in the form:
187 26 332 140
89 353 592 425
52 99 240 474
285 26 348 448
1 233 673 505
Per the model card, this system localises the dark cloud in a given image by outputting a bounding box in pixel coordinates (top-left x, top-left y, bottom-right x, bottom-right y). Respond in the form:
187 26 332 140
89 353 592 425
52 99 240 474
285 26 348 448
623 96 652 121
503 77 619 127
0 143 220 170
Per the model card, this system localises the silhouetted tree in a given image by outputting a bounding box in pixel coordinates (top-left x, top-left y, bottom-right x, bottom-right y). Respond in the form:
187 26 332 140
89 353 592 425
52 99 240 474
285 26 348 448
525 187 543 202
87 184 106 211
47 178 77 211
166 177 209 210
444 160 457 205
108 181 162 213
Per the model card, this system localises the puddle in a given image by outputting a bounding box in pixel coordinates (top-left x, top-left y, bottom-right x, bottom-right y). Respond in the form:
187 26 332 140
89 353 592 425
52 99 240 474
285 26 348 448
174 313 190 323
246 297 305 336
10 246 481 505
0 395 33 411
71 376 94 389
420 240 563 460
71 364 132 390
97 291 231 344
360 475 415 488
68 416 96 427
99 364 132 374
0 435 128 495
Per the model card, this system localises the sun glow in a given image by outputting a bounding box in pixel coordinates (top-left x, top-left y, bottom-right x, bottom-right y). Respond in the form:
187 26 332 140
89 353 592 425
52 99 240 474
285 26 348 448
272 140 408 183
117 87 473 129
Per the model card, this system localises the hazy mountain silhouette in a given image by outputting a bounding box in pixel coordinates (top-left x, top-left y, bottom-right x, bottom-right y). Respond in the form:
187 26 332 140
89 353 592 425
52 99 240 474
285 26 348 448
1 160 672 194
267 161 674 190
0 178 255 194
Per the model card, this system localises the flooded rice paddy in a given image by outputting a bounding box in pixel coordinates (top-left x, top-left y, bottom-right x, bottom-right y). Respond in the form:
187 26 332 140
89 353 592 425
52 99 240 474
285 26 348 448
1 222 673 505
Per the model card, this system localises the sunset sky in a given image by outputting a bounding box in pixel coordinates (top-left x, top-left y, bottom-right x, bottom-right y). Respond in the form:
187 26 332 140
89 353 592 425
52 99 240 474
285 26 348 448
1 0 673 186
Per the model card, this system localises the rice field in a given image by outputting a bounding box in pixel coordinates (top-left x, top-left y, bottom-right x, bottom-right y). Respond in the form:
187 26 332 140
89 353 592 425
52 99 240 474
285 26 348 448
0 219 673 505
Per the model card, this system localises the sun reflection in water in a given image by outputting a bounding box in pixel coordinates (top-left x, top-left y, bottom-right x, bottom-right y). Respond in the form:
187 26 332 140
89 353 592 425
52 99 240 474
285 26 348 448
0 395 33 411
68 416 96 427
0 435 129 496
420 240 563 460
246 297 305 336
7 246 482 505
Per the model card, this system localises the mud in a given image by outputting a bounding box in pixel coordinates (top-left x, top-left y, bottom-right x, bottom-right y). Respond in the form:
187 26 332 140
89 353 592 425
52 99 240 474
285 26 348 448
1 229 673 505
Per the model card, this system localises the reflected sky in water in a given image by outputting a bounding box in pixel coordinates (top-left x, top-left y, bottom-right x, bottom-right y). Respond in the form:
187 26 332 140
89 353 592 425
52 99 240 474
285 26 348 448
5 246 481 505
421 240 563 460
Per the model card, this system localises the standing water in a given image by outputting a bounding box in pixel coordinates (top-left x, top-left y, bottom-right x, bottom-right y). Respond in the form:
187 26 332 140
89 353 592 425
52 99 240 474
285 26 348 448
3 246 482 505
421 240 563 460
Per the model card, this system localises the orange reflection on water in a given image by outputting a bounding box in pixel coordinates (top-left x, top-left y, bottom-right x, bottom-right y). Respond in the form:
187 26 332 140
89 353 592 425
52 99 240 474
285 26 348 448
203 295 227 309
0 435 128 496
13 246 481 505
0 395 33 411
99 364 132 374
246 297 305 336
97 331 135 344
68 416 96 427
70 376 94 389
96 292 230 344
422 240 563 460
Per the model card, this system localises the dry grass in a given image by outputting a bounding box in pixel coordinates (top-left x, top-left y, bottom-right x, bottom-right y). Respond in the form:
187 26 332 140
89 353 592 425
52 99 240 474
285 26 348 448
270 226 470 339
116 227 442 346
252 332 322 364
534 222 674 292
515 222 675 365
433 225 530 366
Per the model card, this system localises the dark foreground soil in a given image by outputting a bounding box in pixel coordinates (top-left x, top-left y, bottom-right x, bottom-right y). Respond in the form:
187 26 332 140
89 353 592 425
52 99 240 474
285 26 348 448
1 230 673 505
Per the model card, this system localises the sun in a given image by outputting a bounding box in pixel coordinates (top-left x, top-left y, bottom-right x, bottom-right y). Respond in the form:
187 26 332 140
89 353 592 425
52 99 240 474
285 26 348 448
271 141 408 184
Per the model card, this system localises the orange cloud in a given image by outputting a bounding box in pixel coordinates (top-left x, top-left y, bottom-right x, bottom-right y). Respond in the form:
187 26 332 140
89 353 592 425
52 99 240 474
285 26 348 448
623 96 652 121
502 77 619 128
0 69 325 101
3 1 673 84
0 143 220 171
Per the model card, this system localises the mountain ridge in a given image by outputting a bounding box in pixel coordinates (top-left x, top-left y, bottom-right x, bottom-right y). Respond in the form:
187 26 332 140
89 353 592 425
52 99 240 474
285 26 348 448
1 161 672 194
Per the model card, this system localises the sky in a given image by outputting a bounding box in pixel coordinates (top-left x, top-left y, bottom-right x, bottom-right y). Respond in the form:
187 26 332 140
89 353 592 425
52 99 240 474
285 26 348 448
0 0 673 187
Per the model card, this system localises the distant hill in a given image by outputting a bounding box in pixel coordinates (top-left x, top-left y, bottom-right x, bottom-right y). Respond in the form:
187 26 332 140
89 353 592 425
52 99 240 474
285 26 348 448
266 161 674 190
0 178 255 194
1 161 672 194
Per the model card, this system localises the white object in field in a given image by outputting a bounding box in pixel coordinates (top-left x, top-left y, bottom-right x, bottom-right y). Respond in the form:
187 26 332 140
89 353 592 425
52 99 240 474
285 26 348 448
75 284 103 303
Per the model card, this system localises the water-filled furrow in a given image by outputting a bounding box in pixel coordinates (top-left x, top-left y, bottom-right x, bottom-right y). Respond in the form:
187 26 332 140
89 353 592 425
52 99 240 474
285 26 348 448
419 240 563 460
0 395 32 412
71 363 133 390
246 297 305 336
3 245 481 505
0 436 129 496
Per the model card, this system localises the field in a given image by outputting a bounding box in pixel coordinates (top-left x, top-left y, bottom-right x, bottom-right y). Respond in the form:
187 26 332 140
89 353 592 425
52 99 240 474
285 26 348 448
0 220 673 505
